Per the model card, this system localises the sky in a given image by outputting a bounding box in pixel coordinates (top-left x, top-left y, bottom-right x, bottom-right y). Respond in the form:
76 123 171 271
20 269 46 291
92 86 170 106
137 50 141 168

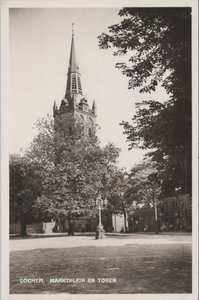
9 8 169 171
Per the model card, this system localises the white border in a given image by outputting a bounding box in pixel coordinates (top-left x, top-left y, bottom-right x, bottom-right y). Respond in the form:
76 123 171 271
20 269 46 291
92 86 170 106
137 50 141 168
1 1 198 300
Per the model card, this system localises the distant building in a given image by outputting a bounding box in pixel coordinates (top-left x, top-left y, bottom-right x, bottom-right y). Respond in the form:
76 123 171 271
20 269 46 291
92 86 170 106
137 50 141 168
160 194 192 231
128 194 192 232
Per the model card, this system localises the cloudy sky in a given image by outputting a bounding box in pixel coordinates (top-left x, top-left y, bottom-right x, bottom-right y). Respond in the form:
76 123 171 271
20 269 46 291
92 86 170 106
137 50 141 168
9 8 169 171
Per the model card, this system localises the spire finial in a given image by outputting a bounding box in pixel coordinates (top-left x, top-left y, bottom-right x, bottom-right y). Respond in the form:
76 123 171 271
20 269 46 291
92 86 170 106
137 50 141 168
72 22 74 37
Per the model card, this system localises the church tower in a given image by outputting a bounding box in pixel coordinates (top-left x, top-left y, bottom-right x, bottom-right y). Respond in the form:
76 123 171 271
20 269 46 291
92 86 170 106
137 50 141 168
53 24 96 137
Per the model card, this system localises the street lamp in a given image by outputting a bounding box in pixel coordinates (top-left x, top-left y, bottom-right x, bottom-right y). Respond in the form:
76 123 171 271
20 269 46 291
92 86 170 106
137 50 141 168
95 195 107 239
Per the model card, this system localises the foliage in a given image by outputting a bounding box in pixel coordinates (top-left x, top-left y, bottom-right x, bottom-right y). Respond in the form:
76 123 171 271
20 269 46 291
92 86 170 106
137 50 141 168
26 115 120 221
9 154 42 235
107 169 136 232
127 159 162 233
98 8 191 95
107 160 161 211
108 169 131 211
98 8 191 196
120 99 191 195
128 160 162 208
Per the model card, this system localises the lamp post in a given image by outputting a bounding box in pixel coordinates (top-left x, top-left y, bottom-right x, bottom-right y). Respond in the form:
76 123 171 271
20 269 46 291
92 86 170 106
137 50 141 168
95 195 107 239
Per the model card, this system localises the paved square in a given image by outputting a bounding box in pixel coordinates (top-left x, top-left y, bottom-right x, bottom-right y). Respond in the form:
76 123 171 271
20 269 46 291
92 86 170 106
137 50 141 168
10 233 192 294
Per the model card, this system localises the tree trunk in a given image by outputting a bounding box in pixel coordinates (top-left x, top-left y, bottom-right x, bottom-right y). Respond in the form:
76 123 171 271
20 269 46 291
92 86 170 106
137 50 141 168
121 200 128 233
68 219 75 236
20 219 27 236
124 210 128 233
154 200 159 234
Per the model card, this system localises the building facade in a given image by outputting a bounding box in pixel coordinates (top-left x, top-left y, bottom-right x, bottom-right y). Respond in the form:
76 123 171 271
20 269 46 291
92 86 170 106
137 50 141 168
128 194 192 232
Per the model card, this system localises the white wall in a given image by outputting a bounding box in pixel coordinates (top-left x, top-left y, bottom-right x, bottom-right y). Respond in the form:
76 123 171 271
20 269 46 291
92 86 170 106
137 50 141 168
112 214 128 233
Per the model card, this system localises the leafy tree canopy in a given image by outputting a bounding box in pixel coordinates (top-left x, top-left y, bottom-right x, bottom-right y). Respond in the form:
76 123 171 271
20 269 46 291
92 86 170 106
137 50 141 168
98 7 191 97
26 115 120 221
128 159 162 233
129 159 162 207
107 169 132 232
9 154 42 235
98 8 191 196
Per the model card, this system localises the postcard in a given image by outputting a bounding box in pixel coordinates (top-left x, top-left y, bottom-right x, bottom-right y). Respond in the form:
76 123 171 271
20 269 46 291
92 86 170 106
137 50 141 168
1 0 198 299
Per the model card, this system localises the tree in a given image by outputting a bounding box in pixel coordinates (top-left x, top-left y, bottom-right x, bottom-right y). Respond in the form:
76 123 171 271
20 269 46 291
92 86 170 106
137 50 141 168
98 8 191 197
120 100 191 196
128 160 162 233
107 169 135 232
98 8 191 96
107 161 163 233
26 115 120 233
9 154 42 236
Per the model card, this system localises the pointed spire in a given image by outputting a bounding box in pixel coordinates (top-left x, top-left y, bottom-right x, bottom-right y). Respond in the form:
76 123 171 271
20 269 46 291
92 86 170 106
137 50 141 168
65 23 83 98
69 23 79 73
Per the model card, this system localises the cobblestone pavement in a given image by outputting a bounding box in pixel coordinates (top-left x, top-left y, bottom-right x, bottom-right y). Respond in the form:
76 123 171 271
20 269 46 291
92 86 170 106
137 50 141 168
10 233 192 252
